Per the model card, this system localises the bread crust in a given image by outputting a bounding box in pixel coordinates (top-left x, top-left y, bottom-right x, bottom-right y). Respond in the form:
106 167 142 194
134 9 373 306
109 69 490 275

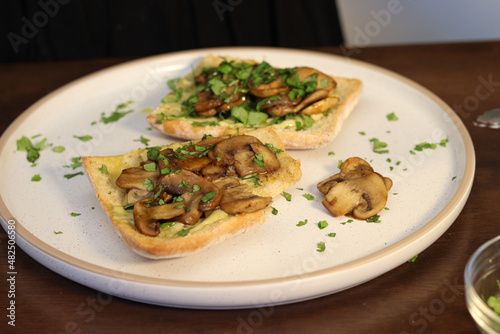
146 55 363 149
82 128 301 259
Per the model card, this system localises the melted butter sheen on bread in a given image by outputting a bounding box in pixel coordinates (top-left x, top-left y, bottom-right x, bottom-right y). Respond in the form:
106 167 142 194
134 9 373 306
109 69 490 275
82 128 301 259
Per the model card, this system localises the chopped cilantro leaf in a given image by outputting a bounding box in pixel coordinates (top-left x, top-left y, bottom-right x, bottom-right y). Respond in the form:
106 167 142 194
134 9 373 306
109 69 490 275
99 164 109 174
302 193 315 201
64 171 84 179
143 162 156 172
318 220 328 229
366 215 381 223
271 207 278 215
370 138 389 154
201 191 217 203
143 178 154 192
408 255 418 263
283 191 292 201
135 136 150 146
54 231 63 235
53 146 65 153
100 108 133 124
317 242 326 252
73 135 93 142
176 228 190 237
297 219 308 226
328 233 336 237
31 174 41 182
70 212 81 217
387 112 399 121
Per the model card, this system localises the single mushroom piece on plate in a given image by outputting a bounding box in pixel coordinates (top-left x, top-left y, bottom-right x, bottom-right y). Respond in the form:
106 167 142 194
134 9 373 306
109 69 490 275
317 157 393 220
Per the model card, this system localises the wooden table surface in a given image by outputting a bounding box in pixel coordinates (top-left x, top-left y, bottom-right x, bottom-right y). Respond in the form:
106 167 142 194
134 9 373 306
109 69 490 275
1 42 499 334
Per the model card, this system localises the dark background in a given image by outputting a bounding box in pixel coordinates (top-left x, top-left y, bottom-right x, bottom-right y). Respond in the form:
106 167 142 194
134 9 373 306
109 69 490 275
2 0 344 62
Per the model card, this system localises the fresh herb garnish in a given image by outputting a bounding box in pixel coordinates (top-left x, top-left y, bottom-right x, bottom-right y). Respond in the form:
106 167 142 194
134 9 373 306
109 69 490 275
64 171 84 179
70 212 81 217
31 174 42 182
282 191 292 201
317 241 326 252
366 215 381 223
302 193 315 201
52 146 65 153
370 138 389 154
296 219 308 226
386 112 398 121
73 135 93 142
99 164 109 174
318 220 328 229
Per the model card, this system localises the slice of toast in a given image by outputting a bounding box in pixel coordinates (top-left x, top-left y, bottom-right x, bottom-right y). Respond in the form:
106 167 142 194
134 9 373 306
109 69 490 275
82 128 301 259
147 55 363 149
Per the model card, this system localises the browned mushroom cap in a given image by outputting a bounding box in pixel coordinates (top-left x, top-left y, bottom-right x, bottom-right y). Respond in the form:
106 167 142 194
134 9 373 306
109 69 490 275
214 135 279 177
300 96 339 115
294 67 336 91
195 90 223 115
216 86 247 112
127 188 153 203
157 170 222 225
249 76 290 98
159 148 212 173
215 178 272 215
249 142 280 173
318 157 392 220
116 167 160 190
133 198 185 237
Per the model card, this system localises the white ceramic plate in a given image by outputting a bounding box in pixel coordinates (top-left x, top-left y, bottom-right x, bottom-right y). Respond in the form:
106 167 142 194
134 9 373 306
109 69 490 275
0 47 474 309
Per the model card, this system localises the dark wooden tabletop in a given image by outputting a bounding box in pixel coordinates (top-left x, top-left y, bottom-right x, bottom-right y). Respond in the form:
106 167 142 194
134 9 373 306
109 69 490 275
1 42 499 334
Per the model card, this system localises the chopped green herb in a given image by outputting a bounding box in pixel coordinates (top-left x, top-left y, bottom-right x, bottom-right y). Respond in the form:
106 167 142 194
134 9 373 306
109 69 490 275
302 193 315 201
135 136 150 146
359 131 366 135
271 207 278 215
70 212 81 217
143 178 154 192
241 175 261 187
296 219 308 226
160 222 174 229
73 135 93 142
52 146 65 153
100 108 133 124
143 162 156 172
340 219 353 225
254 153 264 167
64 171 84 179
147 147 161 161
337 160 343 169
370 138 389 154
318 220 328 229
282 191 292 201
176 228 190 237
317 241 326 252
123 203 134 210
328 151 335 156
54 231 63 235
265 143 283 154
201 191 217 203
328 233 337 237
99 164 109 174
452 176 457 181
408 255 418 263
366 215 381 223
386 112 399 121
16 135 47 163
31 174 42 182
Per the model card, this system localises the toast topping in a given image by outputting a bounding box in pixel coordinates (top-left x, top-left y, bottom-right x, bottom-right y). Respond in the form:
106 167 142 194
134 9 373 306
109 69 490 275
317 157 393 220
116 134 281 237
154 58 341 131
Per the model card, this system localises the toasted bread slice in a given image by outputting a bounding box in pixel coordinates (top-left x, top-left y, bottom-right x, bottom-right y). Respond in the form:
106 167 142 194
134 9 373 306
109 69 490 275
147 55 363 149
82 128 301 259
